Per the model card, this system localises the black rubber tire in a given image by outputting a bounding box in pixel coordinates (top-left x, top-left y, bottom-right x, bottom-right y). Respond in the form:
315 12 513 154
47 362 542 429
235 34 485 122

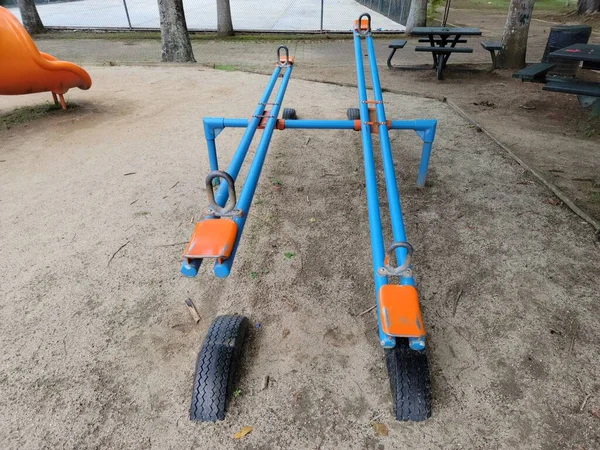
282 108 297 120
189 315 249 422
385 338 431 421
346 108 360 120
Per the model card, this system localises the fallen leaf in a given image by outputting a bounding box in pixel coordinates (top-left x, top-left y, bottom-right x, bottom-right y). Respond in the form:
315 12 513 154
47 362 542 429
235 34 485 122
372 422 388 436
233 426 252 439
548 198 560 206
591 408 600 419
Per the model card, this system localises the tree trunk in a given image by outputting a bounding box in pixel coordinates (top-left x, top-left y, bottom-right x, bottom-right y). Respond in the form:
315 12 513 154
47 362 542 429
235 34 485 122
497 0 536 69
18 0 45 34
217 0 234 37
577 0 600 13
157 0 195 62
405 0 427 34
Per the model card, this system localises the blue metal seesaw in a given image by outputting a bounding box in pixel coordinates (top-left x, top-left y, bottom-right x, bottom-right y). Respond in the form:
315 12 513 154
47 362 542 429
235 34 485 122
183 14 437 422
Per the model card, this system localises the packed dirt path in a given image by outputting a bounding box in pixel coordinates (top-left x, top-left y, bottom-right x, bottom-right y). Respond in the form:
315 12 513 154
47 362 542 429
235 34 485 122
1 66 599 449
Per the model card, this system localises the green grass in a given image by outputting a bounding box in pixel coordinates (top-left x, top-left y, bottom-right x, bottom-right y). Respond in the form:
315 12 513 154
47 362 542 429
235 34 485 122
0 102 78 129
448 0 573 11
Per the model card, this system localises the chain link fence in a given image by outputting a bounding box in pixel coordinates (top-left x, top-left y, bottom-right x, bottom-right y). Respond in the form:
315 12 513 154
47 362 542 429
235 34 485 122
4 0 404 31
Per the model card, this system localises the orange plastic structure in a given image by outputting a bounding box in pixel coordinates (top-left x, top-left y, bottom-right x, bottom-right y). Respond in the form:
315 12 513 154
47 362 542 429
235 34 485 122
0 7 92 109
378 285 425 338
183 219 238 262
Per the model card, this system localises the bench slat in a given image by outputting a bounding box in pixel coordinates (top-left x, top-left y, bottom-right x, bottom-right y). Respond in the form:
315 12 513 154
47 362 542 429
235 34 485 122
415 46 473 53
389 40 407 49
481 41 502 51
418 38 467 43
513 63 555 81
543 80 600 97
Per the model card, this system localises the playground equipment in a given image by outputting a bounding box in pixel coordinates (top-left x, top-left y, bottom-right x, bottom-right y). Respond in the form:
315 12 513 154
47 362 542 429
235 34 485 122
183 14 437 422
0 7 91 109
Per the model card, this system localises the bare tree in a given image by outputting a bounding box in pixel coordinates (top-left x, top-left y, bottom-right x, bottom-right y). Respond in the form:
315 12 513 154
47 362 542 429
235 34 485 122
405 0 427 34
577 0 600 13
17 0 45 34
217 0 234 37
157 0 195 62
497 0 536 69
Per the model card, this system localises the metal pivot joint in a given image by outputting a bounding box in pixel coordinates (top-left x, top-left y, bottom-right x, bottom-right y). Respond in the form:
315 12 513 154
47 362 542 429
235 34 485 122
205 170 242 217
378 241 413 277
277 46 291 66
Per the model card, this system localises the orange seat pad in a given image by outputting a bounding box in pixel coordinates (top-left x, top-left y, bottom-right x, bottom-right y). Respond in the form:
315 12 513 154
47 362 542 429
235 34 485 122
183 219 237 260
378 285 425 338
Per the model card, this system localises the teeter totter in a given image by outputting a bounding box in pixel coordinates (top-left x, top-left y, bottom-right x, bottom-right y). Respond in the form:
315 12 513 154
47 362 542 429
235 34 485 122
183 14 438 422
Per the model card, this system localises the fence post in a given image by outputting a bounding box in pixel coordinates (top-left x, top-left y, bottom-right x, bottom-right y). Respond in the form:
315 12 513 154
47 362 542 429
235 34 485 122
122 0 132 29
320 0 324 32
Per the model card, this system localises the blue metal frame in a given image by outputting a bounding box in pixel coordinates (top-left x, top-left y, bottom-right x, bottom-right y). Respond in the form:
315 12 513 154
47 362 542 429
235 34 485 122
181 31 437 351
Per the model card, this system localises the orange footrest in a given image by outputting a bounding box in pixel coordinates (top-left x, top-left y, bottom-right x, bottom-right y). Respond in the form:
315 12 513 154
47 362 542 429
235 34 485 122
183 219 237 260
378 285 425 338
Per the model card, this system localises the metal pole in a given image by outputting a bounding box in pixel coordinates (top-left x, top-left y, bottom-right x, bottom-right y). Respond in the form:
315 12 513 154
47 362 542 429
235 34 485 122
320 0 324 33
213 67 282 207
365 33 412 286
122 0 132 29
352 29 395 349
213 64 294 279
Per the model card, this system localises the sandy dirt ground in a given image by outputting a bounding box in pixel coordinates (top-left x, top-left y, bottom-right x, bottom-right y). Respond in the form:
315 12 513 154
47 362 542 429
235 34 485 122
1 66 599 450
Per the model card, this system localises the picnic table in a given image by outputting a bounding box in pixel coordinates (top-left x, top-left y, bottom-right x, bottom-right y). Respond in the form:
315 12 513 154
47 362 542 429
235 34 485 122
513 43 600 109
411 27 482 79
549 43 600 70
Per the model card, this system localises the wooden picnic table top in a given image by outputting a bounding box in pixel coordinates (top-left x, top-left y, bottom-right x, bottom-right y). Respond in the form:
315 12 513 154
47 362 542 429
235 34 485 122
410 27 482 37
549 43 600 64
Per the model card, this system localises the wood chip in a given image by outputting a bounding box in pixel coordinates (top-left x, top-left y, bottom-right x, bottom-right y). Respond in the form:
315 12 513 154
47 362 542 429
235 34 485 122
372 423 388 436
452 289 463 317
580 393 592 412
233 426 252 439
358 305 376 317
184 298 201 323
261 375 270 391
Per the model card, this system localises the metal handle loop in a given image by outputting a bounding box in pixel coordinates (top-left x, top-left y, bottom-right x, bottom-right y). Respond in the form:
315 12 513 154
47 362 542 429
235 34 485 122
377 241 413 277
205 170 241 217
356 13 372 36
277 45 290 66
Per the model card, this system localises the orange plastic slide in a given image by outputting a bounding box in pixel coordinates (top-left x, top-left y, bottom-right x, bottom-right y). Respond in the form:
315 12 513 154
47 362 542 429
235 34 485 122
0 7 91 109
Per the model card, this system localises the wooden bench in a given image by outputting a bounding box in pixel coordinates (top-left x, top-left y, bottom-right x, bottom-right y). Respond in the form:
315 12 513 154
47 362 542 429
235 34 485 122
480 41 502 71
418 38 467 44
387 40 408 70
415 46 473 79
543 79 600 108
543 79 600 96
512 63 555 83
414 46 473 53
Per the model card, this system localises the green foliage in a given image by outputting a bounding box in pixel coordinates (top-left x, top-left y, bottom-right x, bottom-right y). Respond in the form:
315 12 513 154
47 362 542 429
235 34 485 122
0 102 78 129
428 0 447 22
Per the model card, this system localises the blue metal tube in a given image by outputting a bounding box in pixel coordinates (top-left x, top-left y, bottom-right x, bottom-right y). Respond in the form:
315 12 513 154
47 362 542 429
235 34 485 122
206 139 219 171
283 119 356 129
366 35 427 351
365 34 413 287
353 31 395 349
389 119 437 187
223 118 249 128
213 64 294 278
389 119 436 131
212 67 282 207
